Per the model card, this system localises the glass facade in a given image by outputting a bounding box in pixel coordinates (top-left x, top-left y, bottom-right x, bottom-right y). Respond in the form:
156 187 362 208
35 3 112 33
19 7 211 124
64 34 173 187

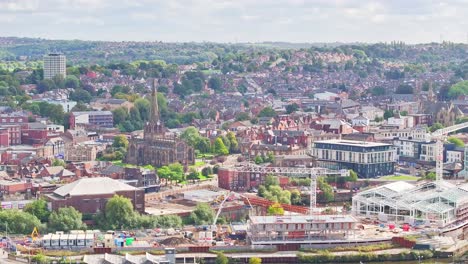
312 141 396 178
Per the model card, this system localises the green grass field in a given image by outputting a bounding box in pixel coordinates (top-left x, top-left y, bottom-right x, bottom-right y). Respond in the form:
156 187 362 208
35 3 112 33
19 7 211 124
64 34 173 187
201 69 222 75
111 160 137 168
111 160 155 170
196 153 214 159
380 175 420 181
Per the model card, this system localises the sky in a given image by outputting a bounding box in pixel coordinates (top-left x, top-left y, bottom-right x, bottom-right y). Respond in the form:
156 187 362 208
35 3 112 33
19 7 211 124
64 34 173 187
0 0 467 44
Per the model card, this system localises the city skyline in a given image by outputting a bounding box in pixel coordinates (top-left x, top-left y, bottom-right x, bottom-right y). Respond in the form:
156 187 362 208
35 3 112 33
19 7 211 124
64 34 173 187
1 0 467 44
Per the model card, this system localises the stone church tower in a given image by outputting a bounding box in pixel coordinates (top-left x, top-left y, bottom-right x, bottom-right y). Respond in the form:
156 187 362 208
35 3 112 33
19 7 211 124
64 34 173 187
125 80 195 168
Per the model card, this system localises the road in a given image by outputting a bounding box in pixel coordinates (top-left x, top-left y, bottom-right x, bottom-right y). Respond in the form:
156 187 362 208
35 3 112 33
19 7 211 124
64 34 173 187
0 248 25 264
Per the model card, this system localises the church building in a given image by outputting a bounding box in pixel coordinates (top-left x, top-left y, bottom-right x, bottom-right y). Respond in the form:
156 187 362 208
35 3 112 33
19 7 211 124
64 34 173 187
125 83 195 168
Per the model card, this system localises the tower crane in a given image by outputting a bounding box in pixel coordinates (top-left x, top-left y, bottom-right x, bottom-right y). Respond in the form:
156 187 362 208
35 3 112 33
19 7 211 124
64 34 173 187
224 165 349 215
425 121 468 185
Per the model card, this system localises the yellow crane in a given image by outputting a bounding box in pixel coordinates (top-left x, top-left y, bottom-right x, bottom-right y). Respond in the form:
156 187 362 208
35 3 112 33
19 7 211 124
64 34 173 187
31 227 39 241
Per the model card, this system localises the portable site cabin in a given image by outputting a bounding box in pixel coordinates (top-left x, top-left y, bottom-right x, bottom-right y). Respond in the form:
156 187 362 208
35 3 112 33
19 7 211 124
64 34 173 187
50 234 60 248
42 234 52 249
103 234 114 248
76 234 86 247
85 233 94 247
68 234 77 247
59 234 69 248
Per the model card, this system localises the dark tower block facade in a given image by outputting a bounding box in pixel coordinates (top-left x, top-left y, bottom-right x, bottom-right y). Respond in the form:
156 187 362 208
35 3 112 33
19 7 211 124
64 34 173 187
125 81 195 168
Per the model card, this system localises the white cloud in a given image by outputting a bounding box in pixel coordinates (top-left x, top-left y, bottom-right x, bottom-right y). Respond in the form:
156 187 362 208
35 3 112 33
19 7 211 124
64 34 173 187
0 0 467 43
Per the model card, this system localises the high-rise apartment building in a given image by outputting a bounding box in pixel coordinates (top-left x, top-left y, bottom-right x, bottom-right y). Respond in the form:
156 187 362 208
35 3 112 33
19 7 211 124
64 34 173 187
43 53 66 79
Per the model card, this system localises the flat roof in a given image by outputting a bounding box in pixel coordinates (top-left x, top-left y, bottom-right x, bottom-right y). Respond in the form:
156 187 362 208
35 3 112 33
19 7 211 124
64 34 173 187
250 215 357 225
314 139 392 147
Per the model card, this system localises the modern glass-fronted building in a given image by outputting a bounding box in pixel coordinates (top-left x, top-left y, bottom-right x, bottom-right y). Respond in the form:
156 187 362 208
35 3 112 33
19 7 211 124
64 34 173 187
310 139 396 178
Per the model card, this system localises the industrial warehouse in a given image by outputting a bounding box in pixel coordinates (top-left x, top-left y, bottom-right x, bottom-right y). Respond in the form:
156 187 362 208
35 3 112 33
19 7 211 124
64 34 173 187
352 181 468 228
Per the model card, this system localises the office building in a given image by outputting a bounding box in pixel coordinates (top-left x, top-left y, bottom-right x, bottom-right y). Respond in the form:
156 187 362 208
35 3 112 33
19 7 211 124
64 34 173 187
310 139 395 178
69 111 114 129
44 53 66 79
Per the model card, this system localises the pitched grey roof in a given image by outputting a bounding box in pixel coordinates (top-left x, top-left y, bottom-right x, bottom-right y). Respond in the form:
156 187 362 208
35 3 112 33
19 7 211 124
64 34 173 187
53 177 137 197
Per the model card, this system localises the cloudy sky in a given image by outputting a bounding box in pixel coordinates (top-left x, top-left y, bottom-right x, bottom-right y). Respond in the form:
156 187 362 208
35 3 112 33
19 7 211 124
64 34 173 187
1 0 467 43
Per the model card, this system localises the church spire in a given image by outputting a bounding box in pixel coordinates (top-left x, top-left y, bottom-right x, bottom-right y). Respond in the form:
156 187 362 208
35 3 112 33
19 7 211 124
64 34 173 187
150 79 160 124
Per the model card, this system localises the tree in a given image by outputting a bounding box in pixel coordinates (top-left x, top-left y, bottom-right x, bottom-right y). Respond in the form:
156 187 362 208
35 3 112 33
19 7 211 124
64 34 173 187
429 123 444 132
48 207 86 232
52 159 66 167
111 85 131 96
157 166 172 185
187 169 201 183
421 81 431 92
286 103 299 114
265 175 279 188
383 109 394 120
0 210 42 234
31 253 49 264
37 79 56 93
112 107 129 126
190 203 215 225
208 77 222 90
254 155 264 164
24 199 50 222
201 167 213 177
371 86 385 96
348 170 358 182
235 112 250 121
267 203 284 216
113 135 129 149
134 98 150 121
258 107 276 118
64 76 80 88
395 84 414 94
291 190 302 205
152 215 183 229
180 126 201 147
105 195 137 229
318 177 334 203
215 252 229 264
71 102 91 112
425 172 436 181
168 163 185 183
249 257 262 264
448 80 468 99
448 137 465 147
266 152 275 163
196 138 211 153
69 89 92 103
226 131 239 153
213 137 229 156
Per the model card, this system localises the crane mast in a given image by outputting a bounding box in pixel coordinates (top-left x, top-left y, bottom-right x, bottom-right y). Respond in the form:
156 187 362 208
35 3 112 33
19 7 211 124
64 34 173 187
225 165 348 215
428 122 468 183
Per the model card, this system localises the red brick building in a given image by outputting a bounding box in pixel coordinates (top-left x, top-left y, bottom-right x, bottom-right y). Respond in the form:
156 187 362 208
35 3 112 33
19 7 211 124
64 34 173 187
0 180 33 195
0 131 9 147
0 114 28 125
46 177 145 214
218 167 288 191
21 129 48 145
0 125 22 145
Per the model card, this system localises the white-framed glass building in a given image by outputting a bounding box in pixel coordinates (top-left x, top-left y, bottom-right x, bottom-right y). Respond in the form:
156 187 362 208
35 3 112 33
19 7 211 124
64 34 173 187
352 181 468 228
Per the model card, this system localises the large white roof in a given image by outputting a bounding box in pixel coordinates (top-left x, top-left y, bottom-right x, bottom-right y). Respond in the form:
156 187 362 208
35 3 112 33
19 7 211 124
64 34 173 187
383 181 415 193
53 177 137 197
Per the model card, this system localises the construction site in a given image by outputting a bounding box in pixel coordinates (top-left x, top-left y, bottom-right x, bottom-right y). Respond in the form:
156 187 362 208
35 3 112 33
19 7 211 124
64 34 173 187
352 180 468 228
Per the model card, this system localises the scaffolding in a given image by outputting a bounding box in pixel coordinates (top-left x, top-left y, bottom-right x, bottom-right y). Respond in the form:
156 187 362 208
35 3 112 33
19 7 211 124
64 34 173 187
352 181 468 227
